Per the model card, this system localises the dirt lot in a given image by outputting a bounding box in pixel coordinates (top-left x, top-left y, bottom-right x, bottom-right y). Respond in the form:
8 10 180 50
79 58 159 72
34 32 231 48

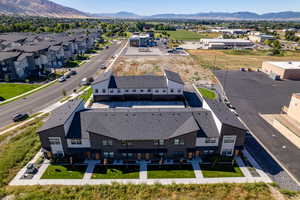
113 55 214 84
189 50 300 70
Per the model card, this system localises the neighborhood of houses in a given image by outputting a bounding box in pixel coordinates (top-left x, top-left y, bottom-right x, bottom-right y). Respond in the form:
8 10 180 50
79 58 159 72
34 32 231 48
0 28 101 81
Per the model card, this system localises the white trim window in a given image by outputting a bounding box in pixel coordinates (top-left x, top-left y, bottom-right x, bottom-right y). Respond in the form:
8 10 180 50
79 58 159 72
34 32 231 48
71 139 82 145
102 140 113 146
174 138 184 145
49 137 61 145
205 138 217 144
221 135 237 156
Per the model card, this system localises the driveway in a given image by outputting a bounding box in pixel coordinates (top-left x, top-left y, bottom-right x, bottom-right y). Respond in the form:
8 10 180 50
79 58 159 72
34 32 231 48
215 70 300 190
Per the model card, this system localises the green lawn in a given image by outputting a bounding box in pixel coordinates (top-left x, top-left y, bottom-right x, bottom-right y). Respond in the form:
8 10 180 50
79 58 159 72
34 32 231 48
200 164 244 178
92 165 140 179
0 83 40 100
79 87 92 102
166 30 204 41
41 165 87 179
0 116 45 186
198 88 217 100
148 164 195 179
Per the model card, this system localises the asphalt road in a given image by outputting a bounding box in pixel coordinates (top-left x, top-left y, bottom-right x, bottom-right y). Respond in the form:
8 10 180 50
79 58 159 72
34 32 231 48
215 70 300 190
0 40 127 128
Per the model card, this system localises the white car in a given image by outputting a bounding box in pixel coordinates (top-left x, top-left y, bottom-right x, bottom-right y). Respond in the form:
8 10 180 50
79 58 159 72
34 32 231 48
59 76 66 83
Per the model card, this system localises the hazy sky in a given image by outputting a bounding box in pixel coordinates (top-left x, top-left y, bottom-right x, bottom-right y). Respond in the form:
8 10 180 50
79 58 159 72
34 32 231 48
51 0 300 15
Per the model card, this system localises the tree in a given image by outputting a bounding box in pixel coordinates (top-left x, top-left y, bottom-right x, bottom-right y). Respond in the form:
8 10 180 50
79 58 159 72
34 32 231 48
62 89 67 97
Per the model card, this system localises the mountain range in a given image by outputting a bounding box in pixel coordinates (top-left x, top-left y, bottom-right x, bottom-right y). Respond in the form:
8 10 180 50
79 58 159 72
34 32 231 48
0 0 89 18
94 11 300 21
0 0 300 21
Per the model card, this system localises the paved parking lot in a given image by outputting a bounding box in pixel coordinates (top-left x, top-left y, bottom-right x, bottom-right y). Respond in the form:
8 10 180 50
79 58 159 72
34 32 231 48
125 47 165 56
215 70 300 190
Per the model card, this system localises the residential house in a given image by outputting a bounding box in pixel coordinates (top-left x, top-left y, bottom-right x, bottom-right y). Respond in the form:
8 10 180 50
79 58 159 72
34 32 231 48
92 69 185 101
38 71 247 161
0 52 21 81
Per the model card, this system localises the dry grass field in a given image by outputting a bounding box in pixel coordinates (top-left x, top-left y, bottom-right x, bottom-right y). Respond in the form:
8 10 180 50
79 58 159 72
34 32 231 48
189 50 300 70
113 55 214 84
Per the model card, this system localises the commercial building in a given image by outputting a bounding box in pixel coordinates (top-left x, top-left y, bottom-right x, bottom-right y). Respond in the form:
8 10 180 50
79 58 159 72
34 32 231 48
211 29 249 35
200 38 253 49
38 71 247 162
129 34 156 47
287 93 300 124
248 34 275 43
262 61 300 80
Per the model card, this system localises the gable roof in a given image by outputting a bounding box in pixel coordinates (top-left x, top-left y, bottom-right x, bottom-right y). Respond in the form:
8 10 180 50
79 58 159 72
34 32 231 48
165 70 184 85
204 98 247 131
66 108 219 140
93 69 113 84
0 34 27 43
108 75 167 89
39 99 83 132
15 44 50 53
0 52 20 61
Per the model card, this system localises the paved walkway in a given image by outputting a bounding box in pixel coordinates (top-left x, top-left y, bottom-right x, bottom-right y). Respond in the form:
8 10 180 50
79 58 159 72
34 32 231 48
83 161 98 180
9 176 272 186
243 149 273 182
192 160 203 179
32 160 50 180
235 156 252 178
0 80 57 106
140 161 147 180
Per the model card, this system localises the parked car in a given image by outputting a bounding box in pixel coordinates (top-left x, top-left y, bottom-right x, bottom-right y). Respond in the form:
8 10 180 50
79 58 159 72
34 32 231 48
59 76 66 82
25 163 38 175
70 70 77 75
64 71 72 79
13 113 29 122
100 64 107 69
81 78 89 86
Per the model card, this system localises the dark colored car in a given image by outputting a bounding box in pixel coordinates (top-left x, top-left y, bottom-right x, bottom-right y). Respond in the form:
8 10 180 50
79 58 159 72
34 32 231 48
13 113 29 122
70 70 77 75
25 163 38 174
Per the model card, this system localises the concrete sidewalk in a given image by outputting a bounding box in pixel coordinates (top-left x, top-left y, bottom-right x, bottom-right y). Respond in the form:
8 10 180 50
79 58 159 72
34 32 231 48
0 80 57 106
140 161 147 180
235 156 252 178
0 87 90 136
9 176 272 186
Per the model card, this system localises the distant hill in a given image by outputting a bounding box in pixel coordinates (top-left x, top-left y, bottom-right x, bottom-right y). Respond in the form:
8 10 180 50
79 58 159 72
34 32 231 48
0 0 89 18
90 11 140 18
93 11 300 21
0 0 299 21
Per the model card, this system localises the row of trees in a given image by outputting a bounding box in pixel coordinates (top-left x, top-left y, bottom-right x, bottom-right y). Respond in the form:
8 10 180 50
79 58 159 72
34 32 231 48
285 31 300 42
0 16 100 33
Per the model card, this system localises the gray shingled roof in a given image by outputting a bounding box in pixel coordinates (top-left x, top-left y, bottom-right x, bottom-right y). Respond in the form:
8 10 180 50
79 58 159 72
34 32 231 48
93 69 113 84
15 44 50 53
204 98 247 130
0 34 27 43
165 70 184 84
49 45 62 51
66 108 219 140
109 75 167 89
17 53 33 61
39 99 83 132
0 52 20 61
